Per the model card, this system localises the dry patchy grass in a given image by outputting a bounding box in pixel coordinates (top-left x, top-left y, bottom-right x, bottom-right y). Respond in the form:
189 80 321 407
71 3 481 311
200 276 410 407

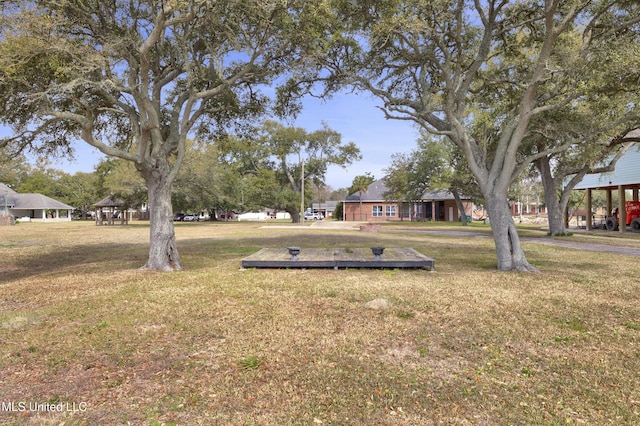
1 221 639 425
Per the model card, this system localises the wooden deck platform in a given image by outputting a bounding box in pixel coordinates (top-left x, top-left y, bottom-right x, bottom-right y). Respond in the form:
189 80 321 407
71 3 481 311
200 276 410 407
241 248 435 270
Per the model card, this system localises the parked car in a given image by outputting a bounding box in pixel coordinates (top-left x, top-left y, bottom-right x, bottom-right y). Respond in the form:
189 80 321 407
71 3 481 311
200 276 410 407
183 214 200 222
304 212 323 220
173 213 186 221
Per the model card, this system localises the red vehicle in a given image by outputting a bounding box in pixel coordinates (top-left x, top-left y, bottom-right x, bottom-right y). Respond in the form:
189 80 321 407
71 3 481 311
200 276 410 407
606 201 640 232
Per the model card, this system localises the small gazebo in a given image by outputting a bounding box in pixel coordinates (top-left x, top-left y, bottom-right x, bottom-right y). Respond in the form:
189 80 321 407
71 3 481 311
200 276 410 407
94 196 128 225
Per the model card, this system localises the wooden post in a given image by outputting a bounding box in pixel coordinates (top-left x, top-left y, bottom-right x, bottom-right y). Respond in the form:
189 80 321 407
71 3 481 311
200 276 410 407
586 189 592 230
619 185 626 234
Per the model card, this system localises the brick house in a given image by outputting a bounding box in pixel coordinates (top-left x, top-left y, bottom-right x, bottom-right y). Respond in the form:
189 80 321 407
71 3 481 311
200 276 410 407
342 179 473 222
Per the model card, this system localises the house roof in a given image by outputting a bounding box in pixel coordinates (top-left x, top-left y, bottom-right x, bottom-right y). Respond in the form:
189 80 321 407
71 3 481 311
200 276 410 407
0 183 18 208
574 140 640 190
312 201 338 210
0 183 18 196
0 183 74 210
344 179 464 202
94 196 124 207
12 193 74 210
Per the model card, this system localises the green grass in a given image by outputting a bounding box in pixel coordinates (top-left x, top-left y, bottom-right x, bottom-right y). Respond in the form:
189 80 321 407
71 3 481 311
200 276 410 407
237 355 265 370
0 220 639 424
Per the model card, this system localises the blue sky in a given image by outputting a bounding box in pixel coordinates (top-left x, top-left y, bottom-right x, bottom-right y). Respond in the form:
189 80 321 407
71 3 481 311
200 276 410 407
292 92 420 189
3 92 420 190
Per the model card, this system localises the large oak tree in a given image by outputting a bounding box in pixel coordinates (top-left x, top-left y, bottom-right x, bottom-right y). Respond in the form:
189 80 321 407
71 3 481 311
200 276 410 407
0 0 333 270
258 120 361 222
310 0 640 271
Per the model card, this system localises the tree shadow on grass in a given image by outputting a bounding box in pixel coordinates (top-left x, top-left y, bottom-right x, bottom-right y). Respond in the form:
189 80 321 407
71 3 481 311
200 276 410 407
1 241 150 284
1 227 504 281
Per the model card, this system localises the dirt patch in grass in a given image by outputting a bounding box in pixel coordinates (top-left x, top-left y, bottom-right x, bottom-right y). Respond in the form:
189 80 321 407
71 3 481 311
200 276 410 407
0 221 639 424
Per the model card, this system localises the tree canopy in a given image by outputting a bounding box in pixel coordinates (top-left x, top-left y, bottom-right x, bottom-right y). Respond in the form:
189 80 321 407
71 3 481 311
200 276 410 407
217 121 360 222
0 0 338 270
383 135 478 224
307 0 640 271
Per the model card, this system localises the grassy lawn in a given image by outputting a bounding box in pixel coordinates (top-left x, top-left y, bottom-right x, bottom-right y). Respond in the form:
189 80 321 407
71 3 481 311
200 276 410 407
1 220 639 425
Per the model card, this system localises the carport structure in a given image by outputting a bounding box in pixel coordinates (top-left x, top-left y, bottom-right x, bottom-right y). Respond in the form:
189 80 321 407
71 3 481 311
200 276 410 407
574 145 640 233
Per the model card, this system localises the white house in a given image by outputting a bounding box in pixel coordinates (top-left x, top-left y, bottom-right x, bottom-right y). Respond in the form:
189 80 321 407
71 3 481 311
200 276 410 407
573 139 640 231
0 183 74 223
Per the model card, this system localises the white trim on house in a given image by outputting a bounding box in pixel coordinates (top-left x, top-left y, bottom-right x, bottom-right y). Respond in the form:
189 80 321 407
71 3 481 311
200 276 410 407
574 139 640 190
1 183 74 222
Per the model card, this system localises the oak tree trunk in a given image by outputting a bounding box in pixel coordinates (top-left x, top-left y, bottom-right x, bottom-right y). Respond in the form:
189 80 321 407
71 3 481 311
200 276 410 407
290 207 301 224
537 157 565 235
141 168 182 271
544 189 565 236
485 196 539 272
452 189 468 226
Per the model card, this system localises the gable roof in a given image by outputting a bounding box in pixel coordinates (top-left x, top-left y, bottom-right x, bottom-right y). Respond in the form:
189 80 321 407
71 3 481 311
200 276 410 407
13 193 74 210
345 179 464 202
0 183 18 195
94 196 124 208
574 141 640 190
345 179 389 201
0 183 74 210
0 183 18 208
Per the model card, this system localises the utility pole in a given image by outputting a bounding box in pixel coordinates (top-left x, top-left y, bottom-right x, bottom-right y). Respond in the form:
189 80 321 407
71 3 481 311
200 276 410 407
300 148 304 224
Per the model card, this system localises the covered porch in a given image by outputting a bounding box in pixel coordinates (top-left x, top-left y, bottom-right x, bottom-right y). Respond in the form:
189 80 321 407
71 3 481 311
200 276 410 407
574 146 640 233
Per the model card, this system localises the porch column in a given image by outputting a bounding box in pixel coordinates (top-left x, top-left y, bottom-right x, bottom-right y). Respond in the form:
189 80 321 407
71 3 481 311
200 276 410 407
606 190 612 216
618 185 626 234
586 189 592 231
431 201 436 222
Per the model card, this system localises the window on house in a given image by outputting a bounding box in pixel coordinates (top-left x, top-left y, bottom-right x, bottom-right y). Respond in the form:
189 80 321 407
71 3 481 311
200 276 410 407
386 205 396 217
372 206 383 217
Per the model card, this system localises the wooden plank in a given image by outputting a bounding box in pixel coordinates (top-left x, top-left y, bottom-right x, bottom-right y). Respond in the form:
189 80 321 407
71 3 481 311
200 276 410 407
241 248 336 268
335 248 434 270
242 247 434 270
